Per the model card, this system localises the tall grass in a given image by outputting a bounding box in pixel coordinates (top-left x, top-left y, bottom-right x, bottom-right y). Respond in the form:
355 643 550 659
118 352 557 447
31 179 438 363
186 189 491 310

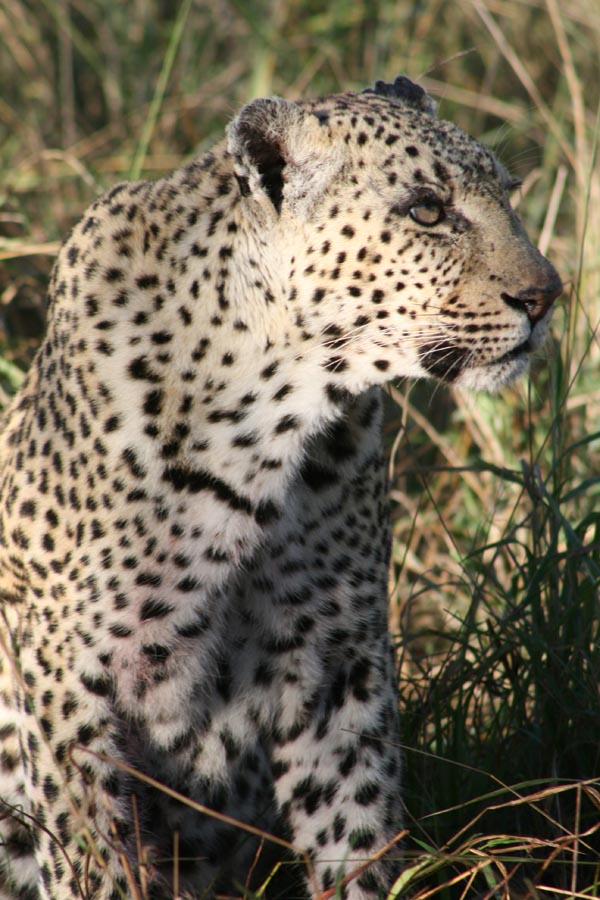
0 0 599 897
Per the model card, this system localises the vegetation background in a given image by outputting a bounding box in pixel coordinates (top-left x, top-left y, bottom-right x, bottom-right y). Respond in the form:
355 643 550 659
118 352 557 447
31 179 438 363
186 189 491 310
0 0 599 897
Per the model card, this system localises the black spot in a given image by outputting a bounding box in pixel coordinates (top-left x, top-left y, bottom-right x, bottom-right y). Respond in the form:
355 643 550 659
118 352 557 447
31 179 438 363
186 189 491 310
91 519 106 540
151 330 172 345
348 657 372 701
192 337 210 361
143 389 163 417
219 729 241 761
205 546 229 563
109 623 133 638
40 717 53 738
76 723 97 745
253 661 274 686
357 871 381 892
324 356 348 373
349 827 376 850
260 361 279 380
142 644 170 663
162 465 253 516
62 695 78 718
128 356 161 383
176 614 210 638
207 210 223 236
136 273 160 289
80 673 112 697
322 868 335 891
235 174 250 196
232 432 259 448
325 383 352 407
330 669 346 708
215 655 232 701
292 774 317 800
274 414 299 434
121 447 147 480
264 633 304 653
104 415 120 433
300 460 338 492
339 746 358 777
140 598 174 621
207 408 245 424
272 384 292 401
434 160 450 182
419 342 468 382
261 457 281 470
354 781 380 805
324 421 357 461
43 775 59 803
176 576 199 592
255 500 280 527
136 571 162 587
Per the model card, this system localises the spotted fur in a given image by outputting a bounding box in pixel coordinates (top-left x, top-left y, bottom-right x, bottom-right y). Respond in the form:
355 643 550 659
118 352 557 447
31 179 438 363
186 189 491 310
0 77 560 900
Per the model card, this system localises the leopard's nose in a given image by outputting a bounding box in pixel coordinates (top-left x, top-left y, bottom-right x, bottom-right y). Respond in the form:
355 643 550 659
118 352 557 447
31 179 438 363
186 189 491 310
501 275 563 325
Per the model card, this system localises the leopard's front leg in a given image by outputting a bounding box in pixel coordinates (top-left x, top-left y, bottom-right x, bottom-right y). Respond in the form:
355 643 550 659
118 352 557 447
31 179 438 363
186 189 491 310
271 634 402 899
254 394 403 898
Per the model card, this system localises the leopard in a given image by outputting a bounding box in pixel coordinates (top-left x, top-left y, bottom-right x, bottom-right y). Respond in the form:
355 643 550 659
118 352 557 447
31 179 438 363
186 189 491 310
0 75 561 900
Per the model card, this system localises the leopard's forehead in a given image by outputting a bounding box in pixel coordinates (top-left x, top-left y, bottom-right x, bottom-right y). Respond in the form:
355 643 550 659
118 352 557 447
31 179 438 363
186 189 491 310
300 90 505 192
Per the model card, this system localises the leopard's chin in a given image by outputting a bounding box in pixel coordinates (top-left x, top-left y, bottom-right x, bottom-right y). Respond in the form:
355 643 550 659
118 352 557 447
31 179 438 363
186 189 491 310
455 315 552 392
455 350 531 392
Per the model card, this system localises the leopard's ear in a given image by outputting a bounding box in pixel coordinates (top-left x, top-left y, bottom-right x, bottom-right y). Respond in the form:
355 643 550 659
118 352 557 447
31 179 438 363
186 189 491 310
227 98 343 216
363 75 436 115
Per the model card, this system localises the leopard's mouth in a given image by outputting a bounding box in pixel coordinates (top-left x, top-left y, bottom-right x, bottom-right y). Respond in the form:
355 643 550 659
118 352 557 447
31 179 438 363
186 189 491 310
454 336 536 391
493 338 532 366
419 337 533 383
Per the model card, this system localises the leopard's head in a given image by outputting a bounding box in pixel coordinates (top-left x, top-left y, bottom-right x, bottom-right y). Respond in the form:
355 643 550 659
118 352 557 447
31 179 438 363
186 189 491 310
227 76 562 393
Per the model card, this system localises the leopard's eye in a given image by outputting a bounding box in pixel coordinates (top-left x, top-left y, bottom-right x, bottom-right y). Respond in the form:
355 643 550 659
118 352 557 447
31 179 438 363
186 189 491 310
409 198 445 226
